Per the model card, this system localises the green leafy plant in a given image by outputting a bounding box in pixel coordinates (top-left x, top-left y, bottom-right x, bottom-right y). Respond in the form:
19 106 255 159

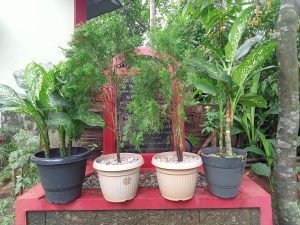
123 23 198 162
8 129 39 195
201 109 218 135
63 14 139 163
190 7 276 157
0 61 104 158
0 197 14 225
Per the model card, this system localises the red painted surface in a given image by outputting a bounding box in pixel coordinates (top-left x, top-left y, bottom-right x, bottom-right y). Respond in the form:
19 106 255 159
15 164 273 225
74 0 86 27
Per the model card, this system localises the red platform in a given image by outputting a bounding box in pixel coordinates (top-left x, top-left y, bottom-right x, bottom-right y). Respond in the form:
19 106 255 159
15 160 273 225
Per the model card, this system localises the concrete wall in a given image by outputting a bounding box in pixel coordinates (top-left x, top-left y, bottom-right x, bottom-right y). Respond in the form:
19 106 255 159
27 209 261 225
0 0 74 92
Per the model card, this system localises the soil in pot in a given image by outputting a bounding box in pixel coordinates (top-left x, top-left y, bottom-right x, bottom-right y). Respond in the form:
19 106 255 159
93 153 144 203
152 152 202 201
31 147 90 204
201 147 247 199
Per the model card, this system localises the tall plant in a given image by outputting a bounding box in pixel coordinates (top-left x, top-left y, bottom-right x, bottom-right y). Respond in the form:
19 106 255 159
124 24 197 162
63 14 140 163
191 7 276 156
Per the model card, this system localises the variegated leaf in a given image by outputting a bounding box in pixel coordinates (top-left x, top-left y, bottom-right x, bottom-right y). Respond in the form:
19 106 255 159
232 42 276 87
225 7 253 62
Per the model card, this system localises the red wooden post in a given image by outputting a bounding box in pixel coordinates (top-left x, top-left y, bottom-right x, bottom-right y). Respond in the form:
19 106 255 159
74 0 86 27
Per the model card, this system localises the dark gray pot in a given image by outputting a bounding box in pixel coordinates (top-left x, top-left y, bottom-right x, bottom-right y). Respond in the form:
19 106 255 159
201 147 247 198
31 147 90 204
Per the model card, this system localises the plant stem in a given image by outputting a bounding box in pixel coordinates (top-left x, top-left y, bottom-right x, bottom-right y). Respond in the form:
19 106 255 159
225 102 233 156
58 128 66 157
67 134 73 156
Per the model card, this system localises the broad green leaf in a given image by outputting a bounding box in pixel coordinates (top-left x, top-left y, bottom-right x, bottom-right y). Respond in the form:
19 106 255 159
244 146 266 157
234 35 263 60
182 0 195 16
257 130 273 166
48 92 71 108
39 69 56 108
297 182 300 190
203 10 221 32
13 70 27 90
297 137 300 147
225 7 253 62
239 94 267 108
0 84 32 114
46 112 74 134
296 166 300 173
193 77 217 96
251 163 271 177
231 126 244 135
24 62 47 103
73 111 105 127
232 42 277 86
190 59 229 82
192 4 202 19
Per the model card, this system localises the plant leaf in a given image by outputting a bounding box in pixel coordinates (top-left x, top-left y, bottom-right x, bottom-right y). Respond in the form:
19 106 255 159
244 146 266 157
232 42 277 87
190 59 229 82
225 7 253 62
239 94 267 108
13 70 27 90
46 112 74 134
193 77 217 96
234 34 263 60
251 163 271 177
73 112 105 127
182 0 195 16
257 130 273 166
39 69 56 108
0 84 32 114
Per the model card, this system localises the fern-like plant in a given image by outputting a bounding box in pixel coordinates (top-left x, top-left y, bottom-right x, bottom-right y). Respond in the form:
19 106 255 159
124 23 197 162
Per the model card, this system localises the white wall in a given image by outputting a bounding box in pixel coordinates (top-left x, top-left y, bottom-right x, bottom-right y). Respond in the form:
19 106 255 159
0 0 74 91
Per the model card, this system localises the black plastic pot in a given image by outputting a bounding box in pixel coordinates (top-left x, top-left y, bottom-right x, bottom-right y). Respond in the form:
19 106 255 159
201 147 247 199
31 147 90 204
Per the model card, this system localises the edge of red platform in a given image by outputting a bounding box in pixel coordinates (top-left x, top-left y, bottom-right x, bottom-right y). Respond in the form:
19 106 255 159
16 160 272 225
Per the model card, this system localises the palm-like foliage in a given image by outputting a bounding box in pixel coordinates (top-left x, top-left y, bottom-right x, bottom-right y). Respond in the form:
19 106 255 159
190 7 276 156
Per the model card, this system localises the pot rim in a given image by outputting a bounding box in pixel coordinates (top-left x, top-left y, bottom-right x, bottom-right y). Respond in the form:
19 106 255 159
152 152 203 170
93 153 144 172
31 147 91 166
200 147 246 159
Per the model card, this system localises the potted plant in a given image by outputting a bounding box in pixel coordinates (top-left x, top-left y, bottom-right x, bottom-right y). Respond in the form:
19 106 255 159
124 24 202 201
0 62 105 203
190 7 276 198
63 15 144 202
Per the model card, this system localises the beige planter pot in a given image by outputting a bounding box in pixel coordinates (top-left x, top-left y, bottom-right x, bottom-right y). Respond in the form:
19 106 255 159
152 152 202 201
93 153 144 202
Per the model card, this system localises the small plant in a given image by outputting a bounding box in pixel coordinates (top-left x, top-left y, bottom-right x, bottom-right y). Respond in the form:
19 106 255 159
8 129 39 195
201 110 218 135
0 197 14 225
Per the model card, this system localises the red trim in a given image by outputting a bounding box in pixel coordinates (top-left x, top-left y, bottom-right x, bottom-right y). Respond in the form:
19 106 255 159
74 0 86 27
15 171 273 225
